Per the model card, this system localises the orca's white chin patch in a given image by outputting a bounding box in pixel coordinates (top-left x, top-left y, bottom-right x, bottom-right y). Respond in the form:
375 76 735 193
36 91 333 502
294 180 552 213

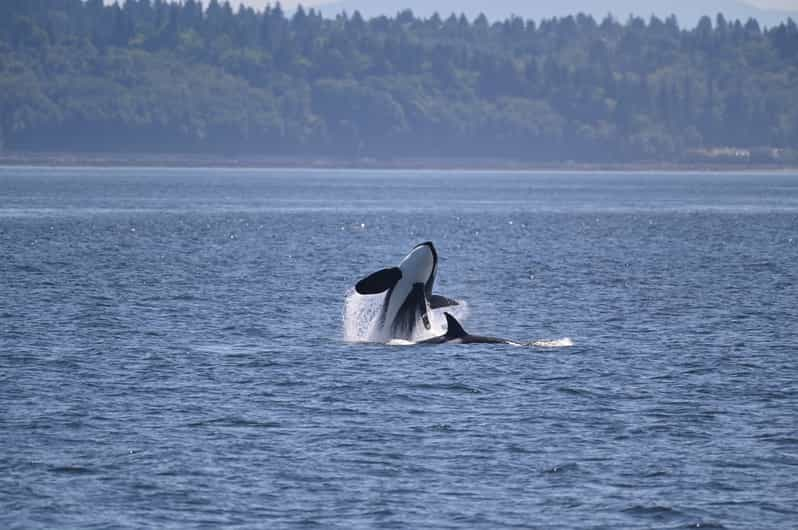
398 242 436 284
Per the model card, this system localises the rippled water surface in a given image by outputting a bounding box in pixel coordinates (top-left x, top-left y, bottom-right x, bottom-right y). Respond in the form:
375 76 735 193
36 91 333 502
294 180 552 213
2 168 797 528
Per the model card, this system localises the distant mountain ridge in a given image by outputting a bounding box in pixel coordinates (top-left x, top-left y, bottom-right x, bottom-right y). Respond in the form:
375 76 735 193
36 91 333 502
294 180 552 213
316 0 797 27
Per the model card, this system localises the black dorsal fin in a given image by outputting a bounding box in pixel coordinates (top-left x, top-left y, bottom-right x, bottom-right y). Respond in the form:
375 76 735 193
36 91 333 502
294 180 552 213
444 312 467 339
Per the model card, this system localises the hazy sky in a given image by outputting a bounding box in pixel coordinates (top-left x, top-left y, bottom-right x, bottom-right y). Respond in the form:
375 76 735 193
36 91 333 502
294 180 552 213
248 0 798 9
235 0 798 10
749 0 798 8
125 0 797 12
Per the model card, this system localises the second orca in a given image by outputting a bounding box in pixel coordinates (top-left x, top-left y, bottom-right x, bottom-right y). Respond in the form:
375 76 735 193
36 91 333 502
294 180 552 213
419 313 524 346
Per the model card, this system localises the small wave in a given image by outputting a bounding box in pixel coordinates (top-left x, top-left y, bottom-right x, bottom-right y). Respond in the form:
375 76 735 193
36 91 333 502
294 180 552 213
50 465 94 475
14 264 43 273
409 382 481 394
622 504 685 518
544 462 579 474
186 417 281 428
556 386 594 396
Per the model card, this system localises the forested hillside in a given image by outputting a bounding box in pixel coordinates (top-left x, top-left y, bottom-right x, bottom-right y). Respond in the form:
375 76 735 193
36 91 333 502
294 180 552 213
1 0 797 163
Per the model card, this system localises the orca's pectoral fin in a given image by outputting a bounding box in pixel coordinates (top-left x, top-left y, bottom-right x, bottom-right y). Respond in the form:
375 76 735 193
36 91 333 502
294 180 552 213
355 267 402 295
430 294 459 309
444 312 468 339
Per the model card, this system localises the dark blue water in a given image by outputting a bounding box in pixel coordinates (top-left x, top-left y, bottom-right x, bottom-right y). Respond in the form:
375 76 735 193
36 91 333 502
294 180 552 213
2 168 797 529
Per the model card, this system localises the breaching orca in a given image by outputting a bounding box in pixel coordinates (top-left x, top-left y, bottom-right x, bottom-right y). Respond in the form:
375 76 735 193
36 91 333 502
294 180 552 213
354 241 458 341
419 313 523 346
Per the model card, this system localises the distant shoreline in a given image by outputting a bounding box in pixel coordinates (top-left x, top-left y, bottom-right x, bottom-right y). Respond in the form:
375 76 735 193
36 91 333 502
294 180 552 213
0 152 796 172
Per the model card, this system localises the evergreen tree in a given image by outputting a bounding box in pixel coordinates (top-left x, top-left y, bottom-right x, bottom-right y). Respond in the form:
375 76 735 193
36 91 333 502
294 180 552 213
0 0 795 163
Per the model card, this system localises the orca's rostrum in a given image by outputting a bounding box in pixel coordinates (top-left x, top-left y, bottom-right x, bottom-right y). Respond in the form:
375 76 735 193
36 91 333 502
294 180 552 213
354 241 458 341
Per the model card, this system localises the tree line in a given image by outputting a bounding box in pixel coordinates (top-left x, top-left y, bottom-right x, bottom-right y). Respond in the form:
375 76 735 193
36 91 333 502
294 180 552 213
1 0 797 163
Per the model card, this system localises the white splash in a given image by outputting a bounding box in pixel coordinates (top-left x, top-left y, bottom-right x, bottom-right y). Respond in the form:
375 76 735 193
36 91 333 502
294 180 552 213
342 288 385 343
531 338 574 348
342 289 570 347
386 339 416 347
342 288 469 344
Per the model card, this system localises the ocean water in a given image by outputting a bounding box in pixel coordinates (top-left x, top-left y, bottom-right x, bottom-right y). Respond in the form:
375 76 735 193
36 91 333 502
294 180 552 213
1 167 797 529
